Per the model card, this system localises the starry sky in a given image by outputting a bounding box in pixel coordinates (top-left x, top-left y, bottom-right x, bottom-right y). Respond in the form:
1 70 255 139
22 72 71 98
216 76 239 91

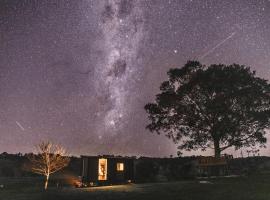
0 0 270 157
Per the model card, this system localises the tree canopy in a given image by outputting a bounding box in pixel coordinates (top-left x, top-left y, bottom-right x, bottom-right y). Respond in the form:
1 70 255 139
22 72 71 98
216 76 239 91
145 61 270 157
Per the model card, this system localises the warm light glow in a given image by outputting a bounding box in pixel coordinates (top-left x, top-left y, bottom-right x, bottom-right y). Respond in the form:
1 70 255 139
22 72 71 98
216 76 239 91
98 158 107 180
117 162 124 171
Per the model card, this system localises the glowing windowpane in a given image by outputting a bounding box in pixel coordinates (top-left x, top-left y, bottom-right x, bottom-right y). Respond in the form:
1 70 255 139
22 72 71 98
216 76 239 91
117 163 124 171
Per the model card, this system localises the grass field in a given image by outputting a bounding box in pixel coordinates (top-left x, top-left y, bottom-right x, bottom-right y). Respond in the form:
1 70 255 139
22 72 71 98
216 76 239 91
1 174 270 200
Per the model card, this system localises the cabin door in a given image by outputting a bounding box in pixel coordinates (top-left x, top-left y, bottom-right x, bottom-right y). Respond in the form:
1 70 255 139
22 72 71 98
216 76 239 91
98 158 107 181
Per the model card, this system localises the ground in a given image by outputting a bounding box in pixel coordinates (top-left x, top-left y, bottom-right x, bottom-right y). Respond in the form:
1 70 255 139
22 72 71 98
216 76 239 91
1 174 270 200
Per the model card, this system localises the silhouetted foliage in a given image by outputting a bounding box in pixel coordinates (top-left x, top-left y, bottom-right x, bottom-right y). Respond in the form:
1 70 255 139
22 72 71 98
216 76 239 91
135 157 197 182
145 61 270 158
1 166 14 177
135 158 159 182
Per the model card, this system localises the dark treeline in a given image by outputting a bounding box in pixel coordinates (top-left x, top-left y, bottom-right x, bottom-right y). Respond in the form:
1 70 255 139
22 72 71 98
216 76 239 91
1 152 270 182
0 152 80 178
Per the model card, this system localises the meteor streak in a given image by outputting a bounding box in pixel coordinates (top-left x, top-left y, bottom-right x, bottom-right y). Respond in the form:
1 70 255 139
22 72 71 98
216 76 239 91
15 121 25 131
199 31 236 59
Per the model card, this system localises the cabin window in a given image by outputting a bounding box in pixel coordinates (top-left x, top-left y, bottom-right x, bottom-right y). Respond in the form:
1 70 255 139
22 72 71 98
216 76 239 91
98 158 107 180
117 162 124 171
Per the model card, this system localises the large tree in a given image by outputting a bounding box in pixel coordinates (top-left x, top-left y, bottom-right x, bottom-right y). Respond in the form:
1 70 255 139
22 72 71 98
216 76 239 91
145 61 270 158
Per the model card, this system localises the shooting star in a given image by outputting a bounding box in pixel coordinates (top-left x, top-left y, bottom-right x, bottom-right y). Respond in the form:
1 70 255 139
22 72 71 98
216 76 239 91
15 121 25 131
199 31 237 59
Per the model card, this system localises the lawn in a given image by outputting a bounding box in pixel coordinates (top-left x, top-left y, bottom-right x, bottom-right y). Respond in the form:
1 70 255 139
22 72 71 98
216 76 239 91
1 174 270 200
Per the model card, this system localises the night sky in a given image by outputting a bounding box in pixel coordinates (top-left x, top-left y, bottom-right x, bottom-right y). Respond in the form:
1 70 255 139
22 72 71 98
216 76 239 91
0 0 270 157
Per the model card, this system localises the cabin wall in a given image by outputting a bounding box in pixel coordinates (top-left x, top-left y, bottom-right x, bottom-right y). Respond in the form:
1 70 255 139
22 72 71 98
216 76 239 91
81 157 98 184
124 159 134 181
81 157 88 183
107 158 133 183
88 158 98 182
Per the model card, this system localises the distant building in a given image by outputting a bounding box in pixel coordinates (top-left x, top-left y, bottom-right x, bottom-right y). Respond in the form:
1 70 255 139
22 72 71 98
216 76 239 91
197 155 233 176
81 156 134 186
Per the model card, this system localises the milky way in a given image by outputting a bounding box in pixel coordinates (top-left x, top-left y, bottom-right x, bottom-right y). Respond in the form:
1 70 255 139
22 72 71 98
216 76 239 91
0 0 270 157
97 0 145 134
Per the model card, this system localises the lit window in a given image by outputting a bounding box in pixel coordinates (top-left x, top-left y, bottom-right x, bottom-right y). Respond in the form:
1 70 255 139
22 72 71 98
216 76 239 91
117 163 124 171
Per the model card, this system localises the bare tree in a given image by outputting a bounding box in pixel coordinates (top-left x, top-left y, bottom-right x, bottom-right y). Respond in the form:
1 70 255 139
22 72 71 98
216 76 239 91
25 141 70 190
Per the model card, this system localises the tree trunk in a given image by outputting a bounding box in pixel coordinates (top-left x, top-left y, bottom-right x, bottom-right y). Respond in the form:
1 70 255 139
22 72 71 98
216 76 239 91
214 140 221 158
44 174 49 190
213 140 221 176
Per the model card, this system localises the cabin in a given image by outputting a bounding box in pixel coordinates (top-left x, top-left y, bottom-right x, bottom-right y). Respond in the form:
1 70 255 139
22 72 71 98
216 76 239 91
81 156 134 186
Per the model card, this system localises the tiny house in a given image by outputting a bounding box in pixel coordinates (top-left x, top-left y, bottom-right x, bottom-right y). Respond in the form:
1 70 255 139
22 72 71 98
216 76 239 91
81 156 134 186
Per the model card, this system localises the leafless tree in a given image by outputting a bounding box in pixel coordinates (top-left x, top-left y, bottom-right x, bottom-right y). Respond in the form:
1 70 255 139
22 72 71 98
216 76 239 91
25 141 70 190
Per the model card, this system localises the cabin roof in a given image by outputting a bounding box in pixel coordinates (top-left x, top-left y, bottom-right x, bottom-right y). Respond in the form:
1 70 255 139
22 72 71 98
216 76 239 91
81 155 135 159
